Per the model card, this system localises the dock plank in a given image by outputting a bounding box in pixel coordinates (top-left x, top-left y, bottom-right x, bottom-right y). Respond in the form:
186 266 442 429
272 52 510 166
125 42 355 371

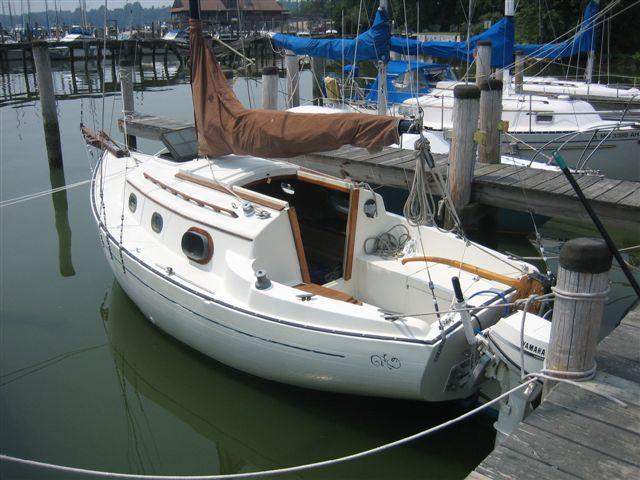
505 423 640 479
597 182 640 204
475 444 579 480
468 303 640 480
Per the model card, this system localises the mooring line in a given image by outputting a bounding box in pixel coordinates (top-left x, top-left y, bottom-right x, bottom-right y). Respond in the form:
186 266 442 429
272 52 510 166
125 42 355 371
0 378 538 479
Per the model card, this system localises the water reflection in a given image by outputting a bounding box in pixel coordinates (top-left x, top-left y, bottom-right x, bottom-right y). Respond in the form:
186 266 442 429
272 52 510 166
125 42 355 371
101 281 494 478
0 56 187 108
48 165 75 277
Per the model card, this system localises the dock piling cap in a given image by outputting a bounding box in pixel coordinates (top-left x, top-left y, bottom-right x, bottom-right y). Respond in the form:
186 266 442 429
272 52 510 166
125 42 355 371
454 84 481 100
559 237 612 273
479 79 504 91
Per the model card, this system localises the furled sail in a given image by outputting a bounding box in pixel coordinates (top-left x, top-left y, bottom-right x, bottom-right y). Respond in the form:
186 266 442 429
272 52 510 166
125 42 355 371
190 19 400 158
270 8 390 62
514 0 600 59
390 16 515 68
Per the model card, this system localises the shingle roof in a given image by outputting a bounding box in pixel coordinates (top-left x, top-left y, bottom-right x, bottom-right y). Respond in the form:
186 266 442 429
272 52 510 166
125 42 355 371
170 0 284 13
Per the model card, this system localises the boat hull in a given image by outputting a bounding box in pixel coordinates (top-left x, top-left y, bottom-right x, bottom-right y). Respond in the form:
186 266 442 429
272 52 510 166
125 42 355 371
501 128 640 180
97 224 475 402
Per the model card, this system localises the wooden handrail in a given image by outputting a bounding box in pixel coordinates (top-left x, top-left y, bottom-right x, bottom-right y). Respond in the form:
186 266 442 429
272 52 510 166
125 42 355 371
144 172 238 218
401 256 545 299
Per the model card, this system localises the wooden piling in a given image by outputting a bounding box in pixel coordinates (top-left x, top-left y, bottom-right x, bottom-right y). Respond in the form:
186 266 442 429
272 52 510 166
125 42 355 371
514 50 524 94
475 40 492 85
120 41 137 149
261 65 278 110
311 56 325 106
285 49 299 108
478 79 503 164
447 84 480 217
32 42 63 168
544 238 613 394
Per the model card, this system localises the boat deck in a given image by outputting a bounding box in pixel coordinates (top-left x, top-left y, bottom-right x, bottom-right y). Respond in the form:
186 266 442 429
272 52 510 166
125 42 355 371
119 113 640 230
467 301 640 480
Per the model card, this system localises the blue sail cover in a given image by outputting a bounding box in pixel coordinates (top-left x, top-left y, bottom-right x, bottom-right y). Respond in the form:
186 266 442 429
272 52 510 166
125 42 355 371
514 1 600 59
271 8 390 62
390 16 515 68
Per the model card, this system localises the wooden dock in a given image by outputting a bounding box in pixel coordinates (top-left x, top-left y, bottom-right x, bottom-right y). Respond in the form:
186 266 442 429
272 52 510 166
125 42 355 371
119 113 640 230
468 302 640 480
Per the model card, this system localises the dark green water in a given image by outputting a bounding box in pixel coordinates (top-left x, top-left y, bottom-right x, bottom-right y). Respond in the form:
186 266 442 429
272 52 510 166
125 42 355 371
0 58 638 480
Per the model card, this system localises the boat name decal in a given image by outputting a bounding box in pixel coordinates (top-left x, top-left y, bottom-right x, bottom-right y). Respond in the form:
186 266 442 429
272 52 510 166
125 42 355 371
371 354 401 370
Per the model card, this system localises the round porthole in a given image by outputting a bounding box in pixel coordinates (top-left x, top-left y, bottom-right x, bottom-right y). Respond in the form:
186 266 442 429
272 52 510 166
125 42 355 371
151 212 163 233
128 193 137 213
181 227 213 264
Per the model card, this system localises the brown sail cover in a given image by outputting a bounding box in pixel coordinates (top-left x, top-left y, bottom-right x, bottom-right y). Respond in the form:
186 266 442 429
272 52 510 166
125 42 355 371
190 20 401 158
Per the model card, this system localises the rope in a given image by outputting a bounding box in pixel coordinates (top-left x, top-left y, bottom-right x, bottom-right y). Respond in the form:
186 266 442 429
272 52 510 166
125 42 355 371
363 224 411 258
0 377 538 479
551 286 610 301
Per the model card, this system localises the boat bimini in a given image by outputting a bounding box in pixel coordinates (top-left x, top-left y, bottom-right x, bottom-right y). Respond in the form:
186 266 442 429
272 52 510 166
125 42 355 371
88 5 545 403
92 147 544 402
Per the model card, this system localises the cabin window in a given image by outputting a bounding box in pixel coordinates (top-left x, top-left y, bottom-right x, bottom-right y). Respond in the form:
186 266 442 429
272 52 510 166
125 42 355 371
151 212 163 233
128 193 137 213
181 227 213 264
536 114 554 123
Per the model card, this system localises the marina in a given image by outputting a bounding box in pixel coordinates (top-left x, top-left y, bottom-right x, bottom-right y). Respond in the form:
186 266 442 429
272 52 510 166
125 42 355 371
1 0 639 479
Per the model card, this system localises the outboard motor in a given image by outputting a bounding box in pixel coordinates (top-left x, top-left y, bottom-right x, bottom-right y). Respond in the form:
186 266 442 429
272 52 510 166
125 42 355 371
485 311 551 376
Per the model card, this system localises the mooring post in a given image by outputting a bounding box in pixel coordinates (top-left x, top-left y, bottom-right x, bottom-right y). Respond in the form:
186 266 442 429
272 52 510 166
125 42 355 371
543 237 612 396
32 42 63 168
120 40 137 149
475 40 492 85
446 84 480 226
514 50 524 94
478 78 503 164
311 56 325 106
261 65 278 110
284 49 300 108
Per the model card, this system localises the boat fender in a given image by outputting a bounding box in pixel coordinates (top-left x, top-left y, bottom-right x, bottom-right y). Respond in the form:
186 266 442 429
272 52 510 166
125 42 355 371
255 270 272 290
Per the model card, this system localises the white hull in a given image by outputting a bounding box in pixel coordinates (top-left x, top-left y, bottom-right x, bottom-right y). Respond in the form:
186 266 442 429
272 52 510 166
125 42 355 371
92 151 534 402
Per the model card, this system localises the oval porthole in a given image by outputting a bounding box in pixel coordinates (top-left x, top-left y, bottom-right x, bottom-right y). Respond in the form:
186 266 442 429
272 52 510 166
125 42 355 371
128 193 137 213
151 212 163 233
181 227 213 264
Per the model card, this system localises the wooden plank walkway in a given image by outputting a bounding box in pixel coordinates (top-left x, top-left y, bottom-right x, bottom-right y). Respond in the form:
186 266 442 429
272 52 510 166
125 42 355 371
468 302 640 480
119 113 640 230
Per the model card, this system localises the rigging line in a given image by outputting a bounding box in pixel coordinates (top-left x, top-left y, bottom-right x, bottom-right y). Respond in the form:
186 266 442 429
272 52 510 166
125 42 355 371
0 378 540 480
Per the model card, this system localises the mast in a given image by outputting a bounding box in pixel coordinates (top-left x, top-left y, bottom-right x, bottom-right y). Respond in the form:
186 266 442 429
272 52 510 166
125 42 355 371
377 0 388 115
44 0 50 35
502 0 514 93
8 0 14 29
584 0 600 84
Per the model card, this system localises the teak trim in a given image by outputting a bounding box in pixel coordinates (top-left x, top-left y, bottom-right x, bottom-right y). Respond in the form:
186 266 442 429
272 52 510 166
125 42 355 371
144 172 238 218
297 170 352 193
288 207 311 284
343 188 360 281
175 171 288 211
183 226 214 265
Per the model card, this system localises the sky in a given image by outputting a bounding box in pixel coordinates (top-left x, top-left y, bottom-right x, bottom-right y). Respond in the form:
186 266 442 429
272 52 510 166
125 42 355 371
2 1 172 13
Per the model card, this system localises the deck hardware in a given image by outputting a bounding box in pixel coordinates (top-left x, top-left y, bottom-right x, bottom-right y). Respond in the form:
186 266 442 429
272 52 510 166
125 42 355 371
296 293 315 302
255 270 272 290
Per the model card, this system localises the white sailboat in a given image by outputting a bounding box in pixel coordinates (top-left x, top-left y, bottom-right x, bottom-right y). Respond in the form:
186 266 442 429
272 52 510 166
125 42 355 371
86 3 547 403
398 85 640 179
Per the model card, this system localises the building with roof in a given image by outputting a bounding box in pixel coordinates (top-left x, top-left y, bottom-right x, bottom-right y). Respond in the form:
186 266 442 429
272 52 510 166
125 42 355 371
170 1 286 28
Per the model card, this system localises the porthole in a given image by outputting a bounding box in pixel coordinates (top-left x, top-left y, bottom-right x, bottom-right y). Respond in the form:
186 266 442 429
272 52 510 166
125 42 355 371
151 212 163 233
128 193 137 213
181 227 213 264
